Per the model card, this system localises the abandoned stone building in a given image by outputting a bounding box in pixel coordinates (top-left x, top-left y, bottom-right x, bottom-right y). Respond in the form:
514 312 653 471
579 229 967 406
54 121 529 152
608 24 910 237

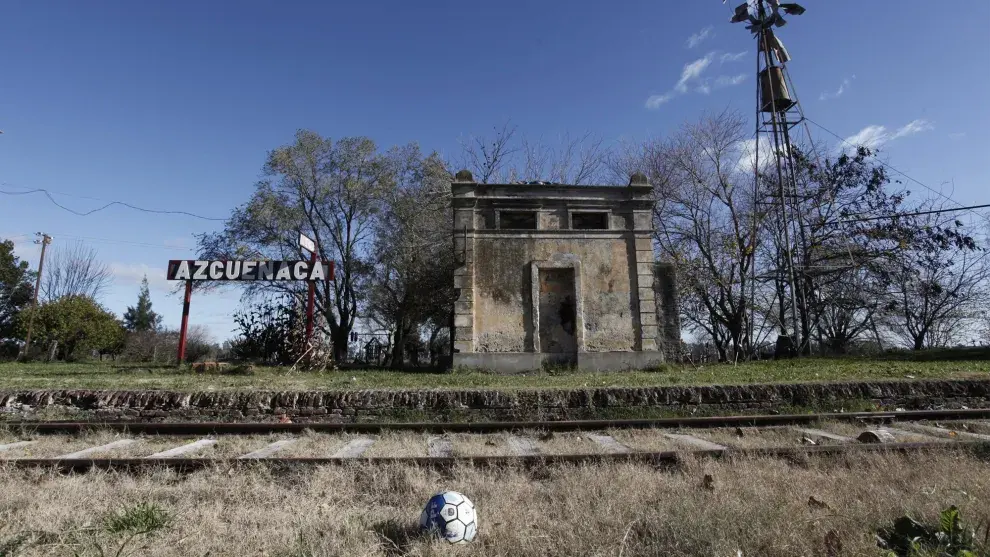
451 170 678 372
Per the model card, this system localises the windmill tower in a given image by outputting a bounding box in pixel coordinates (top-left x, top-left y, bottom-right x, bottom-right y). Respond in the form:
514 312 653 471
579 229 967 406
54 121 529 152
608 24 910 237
728 0 808 356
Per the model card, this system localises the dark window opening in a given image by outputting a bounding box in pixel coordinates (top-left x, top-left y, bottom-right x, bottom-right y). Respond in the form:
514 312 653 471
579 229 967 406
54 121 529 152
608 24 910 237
572 212 609 230
500 211 537 230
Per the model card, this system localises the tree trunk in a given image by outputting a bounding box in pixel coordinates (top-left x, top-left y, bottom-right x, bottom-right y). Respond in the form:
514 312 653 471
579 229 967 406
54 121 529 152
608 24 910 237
428 326 441 367
332 328 350 362
390 326 406 370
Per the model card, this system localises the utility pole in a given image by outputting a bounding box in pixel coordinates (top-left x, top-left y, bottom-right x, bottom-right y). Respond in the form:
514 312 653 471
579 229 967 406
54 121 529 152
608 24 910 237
21 232 53 360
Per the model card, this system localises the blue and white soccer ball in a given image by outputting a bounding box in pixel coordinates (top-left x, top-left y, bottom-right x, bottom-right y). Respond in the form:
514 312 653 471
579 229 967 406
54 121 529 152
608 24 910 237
419 491 478 544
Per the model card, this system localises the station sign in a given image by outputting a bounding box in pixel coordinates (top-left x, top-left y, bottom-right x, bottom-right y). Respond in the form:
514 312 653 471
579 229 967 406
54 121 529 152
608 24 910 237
166 259 334 281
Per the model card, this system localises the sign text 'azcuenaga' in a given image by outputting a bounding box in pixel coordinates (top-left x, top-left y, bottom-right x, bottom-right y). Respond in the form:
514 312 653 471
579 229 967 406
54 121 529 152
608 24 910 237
167 260 333 281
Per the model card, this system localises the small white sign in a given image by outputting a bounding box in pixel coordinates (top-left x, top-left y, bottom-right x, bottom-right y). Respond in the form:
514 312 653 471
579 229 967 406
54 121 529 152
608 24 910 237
299 233 317 254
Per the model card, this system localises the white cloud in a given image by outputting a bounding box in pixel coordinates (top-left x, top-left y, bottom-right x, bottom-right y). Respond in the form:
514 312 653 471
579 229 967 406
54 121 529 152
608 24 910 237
890 119 934 140
819 75 855 101
840 119 934 152
109 262 171 293
948 132 966 140
686 26 714 49
674 53 715 92
844 125 889 150
720 51 747 64
714 74 747 87
735 136 782 174
645 52 749 110
645 92 677 109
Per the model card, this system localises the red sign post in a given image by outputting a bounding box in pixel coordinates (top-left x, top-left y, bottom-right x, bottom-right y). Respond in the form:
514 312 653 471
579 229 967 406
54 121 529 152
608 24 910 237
177 280 193 365
298 233 335 358
167 252 334 367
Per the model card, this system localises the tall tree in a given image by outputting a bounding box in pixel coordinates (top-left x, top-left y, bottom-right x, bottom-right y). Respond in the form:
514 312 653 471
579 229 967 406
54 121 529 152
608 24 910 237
782 146 915 353
0 238 35 342
645 111 762 361
123 276 162 332
40 241 112 302
366 148 456 368
197 130 397 361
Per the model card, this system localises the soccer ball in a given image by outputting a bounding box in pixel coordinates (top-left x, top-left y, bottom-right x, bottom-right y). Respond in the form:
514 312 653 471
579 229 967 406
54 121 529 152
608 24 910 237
419 491 478 544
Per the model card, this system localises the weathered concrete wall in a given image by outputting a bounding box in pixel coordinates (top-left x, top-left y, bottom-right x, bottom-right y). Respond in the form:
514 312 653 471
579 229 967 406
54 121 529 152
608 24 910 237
474 236 638 353
2 379 987 423
451 176 665 371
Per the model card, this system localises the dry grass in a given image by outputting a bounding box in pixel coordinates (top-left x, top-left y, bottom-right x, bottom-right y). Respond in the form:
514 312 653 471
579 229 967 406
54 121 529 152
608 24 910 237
449 433 514 457
363 433 429 458
944 420 990 436
607 428 678 452
807 421 951 444
0 431 131 459
531 431 610 455
691 426 803 449
0 451 988 556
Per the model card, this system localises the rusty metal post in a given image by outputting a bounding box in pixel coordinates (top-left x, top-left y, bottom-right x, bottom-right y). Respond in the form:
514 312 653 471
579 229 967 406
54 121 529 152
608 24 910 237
177 280 192 365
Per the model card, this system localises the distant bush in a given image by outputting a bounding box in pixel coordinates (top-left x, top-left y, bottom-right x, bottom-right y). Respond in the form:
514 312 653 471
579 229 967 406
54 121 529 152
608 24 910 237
119 326 219 364
229 297 308 365
0 340 19 361
18 295 125 361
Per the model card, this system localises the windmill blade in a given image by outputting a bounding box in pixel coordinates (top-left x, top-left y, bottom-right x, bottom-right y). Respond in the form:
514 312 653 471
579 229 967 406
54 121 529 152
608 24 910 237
730 2 751 23
780 3 806 15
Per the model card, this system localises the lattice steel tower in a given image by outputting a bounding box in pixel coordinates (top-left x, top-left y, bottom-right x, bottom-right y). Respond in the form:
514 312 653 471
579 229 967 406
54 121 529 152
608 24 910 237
729 0 809 355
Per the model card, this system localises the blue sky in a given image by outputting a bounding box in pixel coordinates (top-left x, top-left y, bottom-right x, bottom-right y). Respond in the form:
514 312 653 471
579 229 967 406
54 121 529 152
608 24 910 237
2 0 988 342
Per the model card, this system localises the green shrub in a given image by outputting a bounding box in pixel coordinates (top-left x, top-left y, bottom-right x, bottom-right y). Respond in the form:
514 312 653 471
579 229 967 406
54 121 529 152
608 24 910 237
877 506 989 557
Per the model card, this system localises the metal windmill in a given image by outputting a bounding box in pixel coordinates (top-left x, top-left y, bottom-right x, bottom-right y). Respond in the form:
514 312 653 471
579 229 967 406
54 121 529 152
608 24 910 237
727 0 808 356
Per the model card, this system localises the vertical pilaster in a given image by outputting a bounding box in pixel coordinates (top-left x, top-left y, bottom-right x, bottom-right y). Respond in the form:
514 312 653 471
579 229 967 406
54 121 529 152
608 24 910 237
452 190 476 355
654 262 681 359
632 223 659 353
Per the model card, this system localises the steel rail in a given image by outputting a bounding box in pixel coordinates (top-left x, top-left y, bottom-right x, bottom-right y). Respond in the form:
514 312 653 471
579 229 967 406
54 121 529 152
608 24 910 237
3 408 990 435
2 441 987 472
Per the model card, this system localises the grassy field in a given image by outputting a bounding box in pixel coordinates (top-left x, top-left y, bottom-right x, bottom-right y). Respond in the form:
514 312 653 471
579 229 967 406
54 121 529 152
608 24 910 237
0 452 987 556
0 357 988 392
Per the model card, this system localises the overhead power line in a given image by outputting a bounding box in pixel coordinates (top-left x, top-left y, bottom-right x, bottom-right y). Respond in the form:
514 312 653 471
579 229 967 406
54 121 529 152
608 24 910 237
832 203 990 225
802 118 990 224
0 185 227 222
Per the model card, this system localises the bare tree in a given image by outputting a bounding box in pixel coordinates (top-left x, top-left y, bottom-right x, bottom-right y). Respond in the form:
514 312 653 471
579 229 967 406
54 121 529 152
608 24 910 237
459 124 610 185
644 110 763 361
880 204 988 349
458 122 519 184
40 241 112 302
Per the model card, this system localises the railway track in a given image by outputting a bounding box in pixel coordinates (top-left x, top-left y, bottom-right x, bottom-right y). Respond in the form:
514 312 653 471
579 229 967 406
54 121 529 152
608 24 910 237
4 408 990 434
1 409 988 472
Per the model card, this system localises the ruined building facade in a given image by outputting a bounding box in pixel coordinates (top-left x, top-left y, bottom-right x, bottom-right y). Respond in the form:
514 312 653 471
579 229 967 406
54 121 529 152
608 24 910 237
451 170 679 372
